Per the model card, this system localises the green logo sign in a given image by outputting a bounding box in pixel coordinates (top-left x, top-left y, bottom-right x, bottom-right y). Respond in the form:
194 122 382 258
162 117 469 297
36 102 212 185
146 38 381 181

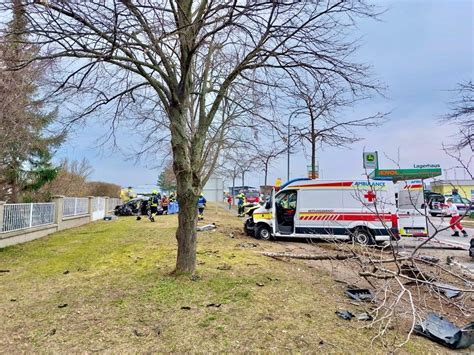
363 152 378 169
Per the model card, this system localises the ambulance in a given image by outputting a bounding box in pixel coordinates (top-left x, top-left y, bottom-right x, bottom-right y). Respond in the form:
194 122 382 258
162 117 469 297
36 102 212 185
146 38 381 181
396 180 428 237
245 178 399 245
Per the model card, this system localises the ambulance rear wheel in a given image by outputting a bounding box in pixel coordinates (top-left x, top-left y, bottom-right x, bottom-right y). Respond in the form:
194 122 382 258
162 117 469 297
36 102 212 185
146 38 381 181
255 224 272 240
351 228 375 245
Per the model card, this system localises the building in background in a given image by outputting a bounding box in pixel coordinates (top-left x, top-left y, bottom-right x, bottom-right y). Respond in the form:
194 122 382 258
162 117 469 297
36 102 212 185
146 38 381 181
228 185 256 197
203 177 224 202
430 180 474 201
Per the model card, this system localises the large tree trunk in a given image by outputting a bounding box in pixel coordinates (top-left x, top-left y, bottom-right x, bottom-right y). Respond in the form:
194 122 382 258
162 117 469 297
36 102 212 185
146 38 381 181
175 189 199 273
170 106 200 274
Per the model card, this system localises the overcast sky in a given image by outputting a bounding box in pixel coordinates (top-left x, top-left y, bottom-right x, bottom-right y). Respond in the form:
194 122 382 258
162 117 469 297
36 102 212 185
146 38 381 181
55 0 473 188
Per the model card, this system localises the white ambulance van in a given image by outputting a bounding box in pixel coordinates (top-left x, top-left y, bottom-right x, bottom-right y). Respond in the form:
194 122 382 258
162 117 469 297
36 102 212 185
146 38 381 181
246 178 399 245
396 180 428 237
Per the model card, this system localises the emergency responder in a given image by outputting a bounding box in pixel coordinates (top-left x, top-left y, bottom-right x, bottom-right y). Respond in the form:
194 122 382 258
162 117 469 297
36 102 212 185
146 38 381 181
169 192 176 202
237 191 246 217
121 186 135 202
197 193 207 220
161 195 169 214
148 190 160 222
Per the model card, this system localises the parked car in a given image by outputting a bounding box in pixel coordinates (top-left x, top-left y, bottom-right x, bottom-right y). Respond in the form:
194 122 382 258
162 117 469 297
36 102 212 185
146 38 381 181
244 190 261 204
428 194 473 217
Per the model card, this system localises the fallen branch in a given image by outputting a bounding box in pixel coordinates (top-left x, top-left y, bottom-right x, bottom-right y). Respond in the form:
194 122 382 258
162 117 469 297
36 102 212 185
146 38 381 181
359 271 395 279
262 252 354 261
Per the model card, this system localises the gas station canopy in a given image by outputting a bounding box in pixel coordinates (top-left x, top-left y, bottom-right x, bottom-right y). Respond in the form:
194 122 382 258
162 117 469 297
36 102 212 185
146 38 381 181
369 168 442 182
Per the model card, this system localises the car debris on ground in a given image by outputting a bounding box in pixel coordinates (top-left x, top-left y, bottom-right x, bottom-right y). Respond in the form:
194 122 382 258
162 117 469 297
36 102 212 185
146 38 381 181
345 288 375 302
196 223 216 232
336 310 354 320
431 282 461 299
414 313 474 349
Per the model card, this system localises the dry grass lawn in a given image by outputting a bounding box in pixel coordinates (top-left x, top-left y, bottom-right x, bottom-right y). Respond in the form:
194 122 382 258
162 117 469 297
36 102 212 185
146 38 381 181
0 204 442 352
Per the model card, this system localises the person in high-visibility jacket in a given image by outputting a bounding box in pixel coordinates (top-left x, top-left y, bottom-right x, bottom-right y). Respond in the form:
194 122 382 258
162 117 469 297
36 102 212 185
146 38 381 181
148 190 160 222
237 192 246 217
197 194 207 220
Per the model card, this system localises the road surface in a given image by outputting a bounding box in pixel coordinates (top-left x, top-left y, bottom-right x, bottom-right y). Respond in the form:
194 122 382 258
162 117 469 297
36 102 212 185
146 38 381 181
398 216 473 272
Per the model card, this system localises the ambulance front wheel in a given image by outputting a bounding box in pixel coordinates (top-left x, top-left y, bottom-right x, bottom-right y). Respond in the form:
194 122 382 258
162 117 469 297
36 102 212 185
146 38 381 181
255 224 272 240
351 228 375 245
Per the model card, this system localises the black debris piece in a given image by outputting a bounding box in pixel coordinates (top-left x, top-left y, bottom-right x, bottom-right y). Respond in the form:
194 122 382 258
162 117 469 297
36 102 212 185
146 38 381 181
63 270 70 275
0 270 10 273
206 303 222 308
336 310 354 320
414 313 474 349
356 312 373 321
256 282 264 287
180 306 191 310
133 329 146 337
47 328 57 336
418 255 440 263
236 242 258 248
345 288 374 302
400 264 435 282
58 303 68 308
136 216 142 221
432 282 461 299
10 298 16 302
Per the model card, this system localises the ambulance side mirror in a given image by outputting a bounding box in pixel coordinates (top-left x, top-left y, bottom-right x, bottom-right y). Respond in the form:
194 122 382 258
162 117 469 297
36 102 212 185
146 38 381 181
265 201 271 210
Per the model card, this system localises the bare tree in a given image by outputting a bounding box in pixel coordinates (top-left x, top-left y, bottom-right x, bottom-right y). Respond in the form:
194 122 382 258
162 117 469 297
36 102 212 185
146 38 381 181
2 1 382 273
443 81 474 151
289 79 385 179
251 144 286 187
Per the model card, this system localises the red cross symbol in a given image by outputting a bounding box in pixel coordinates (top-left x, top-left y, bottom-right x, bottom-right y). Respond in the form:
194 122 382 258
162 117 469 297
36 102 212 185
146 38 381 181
364 191 376 202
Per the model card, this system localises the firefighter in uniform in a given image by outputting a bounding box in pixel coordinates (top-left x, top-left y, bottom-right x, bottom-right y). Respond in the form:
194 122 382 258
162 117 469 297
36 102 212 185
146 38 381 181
197 194 207 220
237 192 246 217
148 190 160 222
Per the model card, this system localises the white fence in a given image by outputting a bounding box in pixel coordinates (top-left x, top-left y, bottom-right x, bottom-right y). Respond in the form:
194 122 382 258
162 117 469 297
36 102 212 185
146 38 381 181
1 203 55 234
92 197 106 221
0 196 121 246
108 198 122 210
63 198 89 217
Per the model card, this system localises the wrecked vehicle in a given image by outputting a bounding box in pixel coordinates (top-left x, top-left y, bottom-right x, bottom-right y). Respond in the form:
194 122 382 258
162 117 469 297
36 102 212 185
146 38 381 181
114 198 163 216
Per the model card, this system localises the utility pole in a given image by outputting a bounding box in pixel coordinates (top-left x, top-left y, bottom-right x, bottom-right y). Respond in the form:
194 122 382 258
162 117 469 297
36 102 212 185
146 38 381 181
287 116 291 181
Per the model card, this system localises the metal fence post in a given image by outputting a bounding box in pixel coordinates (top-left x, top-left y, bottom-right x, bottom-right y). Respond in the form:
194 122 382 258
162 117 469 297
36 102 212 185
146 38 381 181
0 201 5 233
28 203 34 228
